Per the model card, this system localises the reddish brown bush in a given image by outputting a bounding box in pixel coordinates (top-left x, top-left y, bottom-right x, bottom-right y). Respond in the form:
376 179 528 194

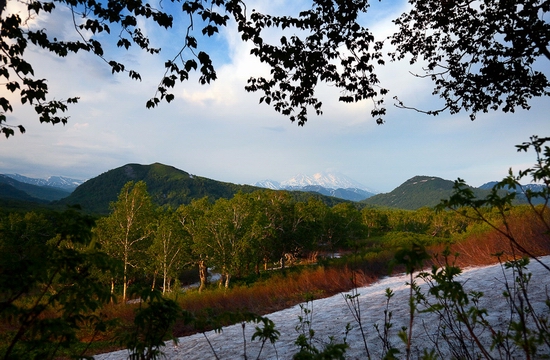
431 210 550 268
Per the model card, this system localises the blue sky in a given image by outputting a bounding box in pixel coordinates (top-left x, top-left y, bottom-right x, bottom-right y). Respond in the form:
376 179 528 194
0 0 548 193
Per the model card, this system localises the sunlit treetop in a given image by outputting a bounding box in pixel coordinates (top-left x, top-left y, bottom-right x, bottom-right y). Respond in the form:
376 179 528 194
1 0 549 137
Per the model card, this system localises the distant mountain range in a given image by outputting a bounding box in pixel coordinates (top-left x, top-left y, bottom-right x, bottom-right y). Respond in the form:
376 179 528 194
361 176 547 210
478 181 546 193
3 174 84 191
0 174 73 202
254 172 378 202
1 166 546 213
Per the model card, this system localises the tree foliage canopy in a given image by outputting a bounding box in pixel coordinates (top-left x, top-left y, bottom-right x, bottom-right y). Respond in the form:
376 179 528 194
391 0 550 120
1 0 548 136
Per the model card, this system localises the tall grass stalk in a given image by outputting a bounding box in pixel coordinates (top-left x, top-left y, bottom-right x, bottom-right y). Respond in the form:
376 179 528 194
342 287 371 359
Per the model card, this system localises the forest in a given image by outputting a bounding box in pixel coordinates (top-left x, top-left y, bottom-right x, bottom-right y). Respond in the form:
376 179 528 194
1 162 549 358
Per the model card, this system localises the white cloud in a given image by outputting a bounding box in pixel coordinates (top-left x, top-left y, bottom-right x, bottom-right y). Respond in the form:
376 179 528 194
70 122 89 130
1 0 548 193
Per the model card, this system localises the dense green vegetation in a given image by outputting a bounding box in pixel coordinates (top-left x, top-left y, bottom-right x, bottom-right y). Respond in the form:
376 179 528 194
363 175 543 210
90 180 515 297
0 183 39 203
0 207 116 358
55 163 257 214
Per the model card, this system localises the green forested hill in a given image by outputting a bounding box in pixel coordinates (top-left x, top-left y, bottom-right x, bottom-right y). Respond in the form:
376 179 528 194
0 182 43 203
56 163 346 214
362 175 490 210
56 163 261 213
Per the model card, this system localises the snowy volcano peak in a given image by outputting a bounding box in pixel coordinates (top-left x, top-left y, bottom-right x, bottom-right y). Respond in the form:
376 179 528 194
280 173 316 188
314 172 366 190
281 172 373 192
253 172 378 201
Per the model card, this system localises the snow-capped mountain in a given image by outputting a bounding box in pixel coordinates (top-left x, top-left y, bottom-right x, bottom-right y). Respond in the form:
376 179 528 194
478 181 547 205
3 174 85 191
254 172 377 201
282 172 375 192
479 181 546 192
254 179 281 190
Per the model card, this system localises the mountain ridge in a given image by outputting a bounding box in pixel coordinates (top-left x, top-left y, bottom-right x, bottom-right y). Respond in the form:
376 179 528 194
362 175 488 210
55 163 347 214
0 174 71 202
3 166 543 212
256 172 376 192
3 174 85 191
360 175 543 210
254 172 378 201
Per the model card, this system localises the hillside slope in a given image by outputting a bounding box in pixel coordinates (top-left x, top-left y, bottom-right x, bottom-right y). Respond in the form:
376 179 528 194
56 163 263 213
0 175 70 202
362 175 489 210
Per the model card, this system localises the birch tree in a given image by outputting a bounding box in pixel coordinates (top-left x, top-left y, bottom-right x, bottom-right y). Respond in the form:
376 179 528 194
201 194 255 288
148 210 188 294
95 181 154 302
177 197 212 292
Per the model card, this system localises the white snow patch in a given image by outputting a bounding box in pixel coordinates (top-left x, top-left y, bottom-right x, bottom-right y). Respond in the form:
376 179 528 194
95 256 550 359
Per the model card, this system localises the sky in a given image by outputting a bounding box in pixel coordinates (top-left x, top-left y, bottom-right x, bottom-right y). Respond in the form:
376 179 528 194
1 1 548 193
